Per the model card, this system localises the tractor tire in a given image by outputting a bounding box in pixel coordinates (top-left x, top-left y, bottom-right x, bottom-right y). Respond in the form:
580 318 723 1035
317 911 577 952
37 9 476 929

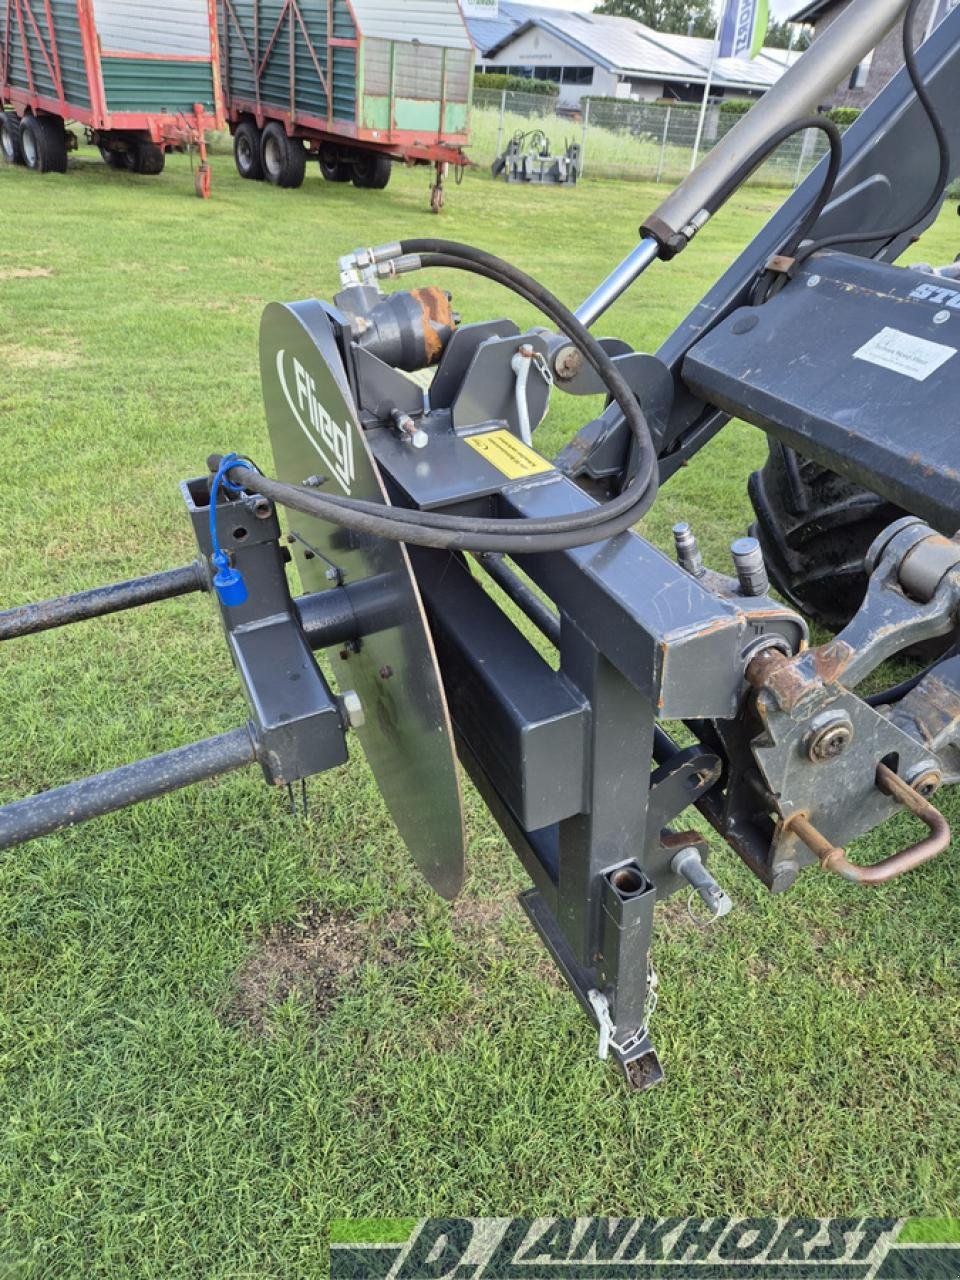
1 113 23 165
99 145 127 169
126 141 165 175
318 144 351 182
20 114 68 174
351 151 392 190
261 122 306 189
234 122 263 180
748 441 908 632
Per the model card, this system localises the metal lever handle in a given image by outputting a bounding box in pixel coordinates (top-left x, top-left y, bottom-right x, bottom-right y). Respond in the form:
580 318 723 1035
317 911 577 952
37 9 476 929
787 763 951 885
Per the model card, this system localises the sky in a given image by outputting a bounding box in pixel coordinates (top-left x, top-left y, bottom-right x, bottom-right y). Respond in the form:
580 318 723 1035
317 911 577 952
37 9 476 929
514 0 800 18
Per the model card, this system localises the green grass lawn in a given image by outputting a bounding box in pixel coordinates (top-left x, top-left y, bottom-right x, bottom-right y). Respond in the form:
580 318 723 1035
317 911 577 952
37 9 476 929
1 146 959 1278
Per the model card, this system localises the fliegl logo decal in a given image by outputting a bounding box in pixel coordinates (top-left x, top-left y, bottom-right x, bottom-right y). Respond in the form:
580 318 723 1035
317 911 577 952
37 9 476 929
276 348 356 494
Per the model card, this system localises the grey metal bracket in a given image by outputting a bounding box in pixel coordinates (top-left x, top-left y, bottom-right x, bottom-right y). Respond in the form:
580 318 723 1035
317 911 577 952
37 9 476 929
451 331 552 436
182 477 348 787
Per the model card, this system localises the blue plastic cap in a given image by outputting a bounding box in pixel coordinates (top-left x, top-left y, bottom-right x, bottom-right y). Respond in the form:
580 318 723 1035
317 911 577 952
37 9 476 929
213 563 248 608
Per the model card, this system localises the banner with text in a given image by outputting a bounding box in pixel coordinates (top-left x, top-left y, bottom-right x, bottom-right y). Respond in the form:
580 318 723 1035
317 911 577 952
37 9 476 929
718 0 770 60
331 1218 960 1279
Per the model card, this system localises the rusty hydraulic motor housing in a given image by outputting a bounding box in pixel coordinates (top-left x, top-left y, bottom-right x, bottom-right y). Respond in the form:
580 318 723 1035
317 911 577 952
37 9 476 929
334 282 458 372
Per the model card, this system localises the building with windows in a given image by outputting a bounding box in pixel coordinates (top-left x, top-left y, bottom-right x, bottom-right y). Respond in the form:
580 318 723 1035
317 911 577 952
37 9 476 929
465 3 800 109
789 0 944 108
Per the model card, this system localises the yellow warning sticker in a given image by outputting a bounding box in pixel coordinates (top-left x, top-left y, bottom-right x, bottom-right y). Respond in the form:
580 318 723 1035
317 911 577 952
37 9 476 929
463 430 554 481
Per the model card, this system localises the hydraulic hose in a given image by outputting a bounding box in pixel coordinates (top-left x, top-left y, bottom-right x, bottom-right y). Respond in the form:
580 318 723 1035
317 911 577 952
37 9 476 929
793 0 951 268
218 241 661 554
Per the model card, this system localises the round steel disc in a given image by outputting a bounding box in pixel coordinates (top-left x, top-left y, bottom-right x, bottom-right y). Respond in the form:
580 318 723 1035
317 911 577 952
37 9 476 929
259 299 465 899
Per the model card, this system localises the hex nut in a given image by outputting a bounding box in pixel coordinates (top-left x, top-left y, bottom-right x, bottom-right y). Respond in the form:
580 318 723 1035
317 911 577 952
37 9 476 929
906 766 943 798
803 712 854 763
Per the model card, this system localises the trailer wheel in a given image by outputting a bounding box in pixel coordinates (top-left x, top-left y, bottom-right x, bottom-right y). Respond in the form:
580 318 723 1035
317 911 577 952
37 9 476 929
748 442 908 631
261 122 306 189
319 145 351 182
126 141 165 176
234 123 263 180
1 113 23 165
20 115 67 174
99 145 127 169
352 152 392 190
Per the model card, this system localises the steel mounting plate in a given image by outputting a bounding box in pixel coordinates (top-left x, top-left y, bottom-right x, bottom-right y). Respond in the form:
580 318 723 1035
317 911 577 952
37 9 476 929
259 299 465 899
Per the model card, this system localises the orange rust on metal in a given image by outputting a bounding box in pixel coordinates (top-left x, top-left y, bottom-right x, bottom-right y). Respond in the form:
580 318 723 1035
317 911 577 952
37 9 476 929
766 254 796 274
746 637 856 712
783 763 951 886
812 638 855 685
891 671 960 740
784 811 840 863
745 646 814 710
411 287 455 365
659 828 705 856
745 647 789 687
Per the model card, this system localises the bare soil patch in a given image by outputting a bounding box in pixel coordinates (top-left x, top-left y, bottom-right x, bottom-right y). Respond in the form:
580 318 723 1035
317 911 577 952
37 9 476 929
0 266 53 280
5 343 77 370
226 905 367 1034
225 895 561 1034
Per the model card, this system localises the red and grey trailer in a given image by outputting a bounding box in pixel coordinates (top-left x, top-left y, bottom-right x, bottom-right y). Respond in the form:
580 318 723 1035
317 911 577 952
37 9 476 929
217 0 474 210
1 0 224 196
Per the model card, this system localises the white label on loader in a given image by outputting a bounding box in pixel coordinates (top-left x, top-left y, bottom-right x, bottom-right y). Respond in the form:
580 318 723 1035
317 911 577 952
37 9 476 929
853 327 957 381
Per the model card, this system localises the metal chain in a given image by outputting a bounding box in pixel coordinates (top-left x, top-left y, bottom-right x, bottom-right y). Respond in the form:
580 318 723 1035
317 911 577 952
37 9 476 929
531 350 555 388
587 958 658 1062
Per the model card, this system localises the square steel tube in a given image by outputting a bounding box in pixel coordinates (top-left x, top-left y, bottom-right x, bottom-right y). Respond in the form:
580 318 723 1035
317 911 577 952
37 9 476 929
499 475 748 719
414 550 588 833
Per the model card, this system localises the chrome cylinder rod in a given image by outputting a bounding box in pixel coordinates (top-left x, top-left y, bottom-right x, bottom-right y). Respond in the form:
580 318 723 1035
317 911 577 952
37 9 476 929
574 237 660 329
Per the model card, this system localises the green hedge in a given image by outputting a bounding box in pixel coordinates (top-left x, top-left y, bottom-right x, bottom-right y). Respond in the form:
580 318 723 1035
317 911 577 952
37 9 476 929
823 106 862 126
580 96 862 127
473 72 560 97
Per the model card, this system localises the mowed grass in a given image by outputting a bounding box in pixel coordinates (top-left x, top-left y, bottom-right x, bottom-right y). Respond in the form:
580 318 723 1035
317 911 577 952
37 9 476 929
1 145 960 1278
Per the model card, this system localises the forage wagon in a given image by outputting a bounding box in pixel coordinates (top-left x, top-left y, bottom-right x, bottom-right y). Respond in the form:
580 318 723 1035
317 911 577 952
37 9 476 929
1 0 223 195
217 0 475 210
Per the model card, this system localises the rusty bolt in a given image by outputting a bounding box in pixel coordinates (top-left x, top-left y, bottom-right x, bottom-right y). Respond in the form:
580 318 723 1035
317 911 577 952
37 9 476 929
805 712 854 763
379 665 394 679
339 648 351 661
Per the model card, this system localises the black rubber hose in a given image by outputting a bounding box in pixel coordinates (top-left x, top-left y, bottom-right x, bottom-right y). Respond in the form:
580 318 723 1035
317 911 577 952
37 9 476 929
215 241 662 553
218 464 650 554
224 253 657 541
749 117 844 304
865 640 960 707
708 115 843 229
794 0 950 268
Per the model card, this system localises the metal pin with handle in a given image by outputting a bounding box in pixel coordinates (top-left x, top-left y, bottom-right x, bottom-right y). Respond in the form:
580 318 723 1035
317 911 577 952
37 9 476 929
671 846 733 925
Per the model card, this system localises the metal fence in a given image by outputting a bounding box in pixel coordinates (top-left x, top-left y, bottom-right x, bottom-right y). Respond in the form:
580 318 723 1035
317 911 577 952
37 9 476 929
473 88 843 189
